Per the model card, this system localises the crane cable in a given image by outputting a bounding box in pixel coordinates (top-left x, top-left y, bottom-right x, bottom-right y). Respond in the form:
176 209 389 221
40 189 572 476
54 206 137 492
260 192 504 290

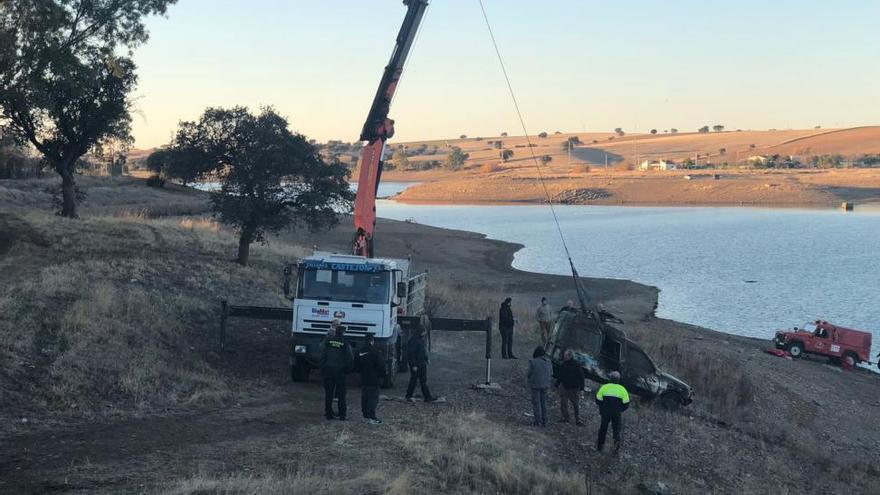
478 0 592 308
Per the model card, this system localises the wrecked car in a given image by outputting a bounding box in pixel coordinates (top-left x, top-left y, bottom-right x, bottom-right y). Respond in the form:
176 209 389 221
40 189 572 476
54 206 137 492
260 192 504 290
547 309 694 406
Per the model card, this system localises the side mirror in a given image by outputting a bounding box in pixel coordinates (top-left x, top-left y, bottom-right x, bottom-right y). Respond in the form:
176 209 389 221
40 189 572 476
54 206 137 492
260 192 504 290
397 281 407 297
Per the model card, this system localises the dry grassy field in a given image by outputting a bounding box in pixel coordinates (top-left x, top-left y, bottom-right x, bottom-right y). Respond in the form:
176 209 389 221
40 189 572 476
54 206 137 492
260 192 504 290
380 127 880 206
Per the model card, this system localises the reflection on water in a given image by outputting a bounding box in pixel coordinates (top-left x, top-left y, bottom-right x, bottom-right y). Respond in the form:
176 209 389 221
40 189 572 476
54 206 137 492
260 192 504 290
377 202 880 360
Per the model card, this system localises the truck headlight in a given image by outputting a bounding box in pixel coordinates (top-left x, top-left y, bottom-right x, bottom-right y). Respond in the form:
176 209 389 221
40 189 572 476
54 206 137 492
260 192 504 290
294 345 307 354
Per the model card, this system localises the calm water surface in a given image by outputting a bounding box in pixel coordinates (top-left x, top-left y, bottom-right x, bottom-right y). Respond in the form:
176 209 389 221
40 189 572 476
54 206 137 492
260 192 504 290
377 201 880 359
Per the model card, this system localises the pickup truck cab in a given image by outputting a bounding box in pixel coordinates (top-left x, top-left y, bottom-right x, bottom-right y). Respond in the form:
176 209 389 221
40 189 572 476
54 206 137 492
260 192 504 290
774 320 872 368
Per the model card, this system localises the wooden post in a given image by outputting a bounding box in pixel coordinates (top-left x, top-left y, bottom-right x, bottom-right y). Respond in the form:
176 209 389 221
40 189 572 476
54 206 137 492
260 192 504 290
220 299 229 352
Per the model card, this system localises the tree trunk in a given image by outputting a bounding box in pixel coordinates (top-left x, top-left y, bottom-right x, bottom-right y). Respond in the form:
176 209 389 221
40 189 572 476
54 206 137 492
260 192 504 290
59 167 78 218
236 228 253 266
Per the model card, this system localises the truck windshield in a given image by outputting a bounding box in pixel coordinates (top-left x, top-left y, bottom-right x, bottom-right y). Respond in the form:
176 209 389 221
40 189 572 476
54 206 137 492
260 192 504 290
802 322 817 333
300 269 390 304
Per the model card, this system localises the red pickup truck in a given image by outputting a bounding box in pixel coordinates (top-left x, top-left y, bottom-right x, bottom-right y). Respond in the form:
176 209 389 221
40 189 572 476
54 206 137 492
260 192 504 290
774 320 873 368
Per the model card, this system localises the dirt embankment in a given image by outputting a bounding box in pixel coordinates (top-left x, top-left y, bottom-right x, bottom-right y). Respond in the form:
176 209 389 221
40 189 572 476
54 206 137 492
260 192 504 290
1 177 879 494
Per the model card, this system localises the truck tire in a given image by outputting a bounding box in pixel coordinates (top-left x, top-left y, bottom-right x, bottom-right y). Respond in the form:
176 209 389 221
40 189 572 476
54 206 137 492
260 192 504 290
843 353 859 368
786 342 804 358
291 358 310 383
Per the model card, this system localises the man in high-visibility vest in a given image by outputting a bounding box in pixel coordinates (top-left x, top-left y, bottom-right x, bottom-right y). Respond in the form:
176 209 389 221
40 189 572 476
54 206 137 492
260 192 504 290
594 371 630 453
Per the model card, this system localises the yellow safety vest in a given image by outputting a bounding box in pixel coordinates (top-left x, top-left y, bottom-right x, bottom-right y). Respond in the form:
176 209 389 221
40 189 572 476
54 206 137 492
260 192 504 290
596 382 630 403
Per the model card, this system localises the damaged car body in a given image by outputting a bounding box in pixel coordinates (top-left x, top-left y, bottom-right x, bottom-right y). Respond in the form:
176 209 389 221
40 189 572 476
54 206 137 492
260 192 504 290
547 309 694 406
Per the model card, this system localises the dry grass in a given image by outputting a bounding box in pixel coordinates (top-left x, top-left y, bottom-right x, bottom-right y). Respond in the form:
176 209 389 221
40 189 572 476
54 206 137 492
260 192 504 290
164 468 387 495
0 211 307 414
395 411 583 495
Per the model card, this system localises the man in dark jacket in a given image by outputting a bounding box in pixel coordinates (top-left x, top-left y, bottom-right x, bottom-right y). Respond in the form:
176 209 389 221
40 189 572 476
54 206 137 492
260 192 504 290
498 297 516 359
356 333 385 424
595 371 630 453
405 328 435 402
320 323 353 420
555 350 585 426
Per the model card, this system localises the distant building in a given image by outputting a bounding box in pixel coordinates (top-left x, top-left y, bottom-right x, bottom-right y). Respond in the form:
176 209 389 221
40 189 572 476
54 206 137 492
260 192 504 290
639 159 677 171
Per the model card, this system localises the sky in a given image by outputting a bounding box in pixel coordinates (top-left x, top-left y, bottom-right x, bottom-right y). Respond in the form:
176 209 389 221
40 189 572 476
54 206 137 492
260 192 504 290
129 0 880 149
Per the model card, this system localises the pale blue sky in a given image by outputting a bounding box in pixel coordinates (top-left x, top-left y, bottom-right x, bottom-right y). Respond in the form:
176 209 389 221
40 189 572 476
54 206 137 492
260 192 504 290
130 0 880 148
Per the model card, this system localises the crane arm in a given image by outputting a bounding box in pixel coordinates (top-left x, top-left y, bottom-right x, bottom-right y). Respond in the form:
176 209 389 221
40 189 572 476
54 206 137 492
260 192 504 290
353 0 429 257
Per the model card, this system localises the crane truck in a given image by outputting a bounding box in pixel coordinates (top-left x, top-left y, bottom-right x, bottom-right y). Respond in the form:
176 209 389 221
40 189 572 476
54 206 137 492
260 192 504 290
288 0 430 388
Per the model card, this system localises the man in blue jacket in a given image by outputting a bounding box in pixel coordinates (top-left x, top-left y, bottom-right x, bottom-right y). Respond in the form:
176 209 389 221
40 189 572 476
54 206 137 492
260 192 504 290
405 327 435 402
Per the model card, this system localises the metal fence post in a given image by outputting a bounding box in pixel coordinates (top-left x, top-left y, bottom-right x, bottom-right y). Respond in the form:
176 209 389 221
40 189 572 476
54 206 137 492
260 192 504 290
220 299 228 352
485 316 493 385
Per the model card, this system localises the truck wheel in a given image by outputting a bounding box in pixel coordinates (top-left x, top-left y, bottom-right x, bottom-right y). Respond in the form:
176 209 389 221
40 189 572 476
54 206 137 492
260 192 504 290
291 358 310 383
843 353 859 369
786 342 804 358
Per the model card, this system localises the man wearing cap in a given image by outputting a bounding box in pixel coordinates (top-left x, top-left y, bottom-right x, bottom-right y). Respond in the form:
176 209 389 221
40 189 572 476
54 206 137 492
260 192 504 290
594 371 630 453
320 320 353 420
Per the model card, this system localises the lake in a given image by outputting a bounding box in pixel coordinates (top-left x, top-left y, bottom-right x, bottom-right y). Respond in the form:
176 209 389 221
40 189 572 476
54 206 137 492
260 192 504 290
376 197 880 360
194 181 417 200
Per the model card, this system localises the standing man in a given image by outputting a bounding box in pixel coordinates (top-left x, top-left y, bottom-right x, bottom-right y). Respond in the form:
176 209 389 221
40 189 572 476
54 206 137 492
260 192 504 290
535 297 554 346
356 333 385 425
595 371 630 453
555 350 585 426
405 326 436 402
320 321 353 420
499 297 516 359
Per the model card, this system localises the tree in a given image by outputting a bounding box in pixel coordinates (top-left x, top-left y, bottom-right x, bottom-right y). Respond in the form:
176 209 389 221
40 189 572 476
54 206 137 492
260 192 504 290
0 0 176 217
650 129 658 135
749 143 756 150
500 132 508 137
540 155 552 165
538 131 548 138
391 148 409 170
614 128 625 136
445 147 469 170
459 134 467 139
493 140 503 150
170 107 353 265
698 126 710 133
500 149 514 162
719 148 727 155
670 128 679 134
713 125 725 132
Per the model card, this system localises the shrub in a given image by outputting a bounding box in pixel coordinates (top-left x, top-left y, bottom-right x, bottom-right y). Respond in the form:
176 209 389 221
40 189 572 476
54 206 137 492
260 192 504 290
538 131 548 138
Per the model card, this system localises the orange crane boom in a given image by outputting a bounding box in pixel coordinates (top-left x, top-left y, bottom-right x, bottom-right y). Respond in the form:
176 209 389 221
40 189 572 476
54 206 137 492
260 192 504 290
353 0 429 257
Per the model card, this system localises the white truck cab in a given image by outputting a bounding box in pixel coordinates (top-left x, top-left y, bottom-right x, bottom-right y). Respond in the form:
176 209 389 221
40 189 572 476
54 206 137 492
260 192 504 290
289 252 426 387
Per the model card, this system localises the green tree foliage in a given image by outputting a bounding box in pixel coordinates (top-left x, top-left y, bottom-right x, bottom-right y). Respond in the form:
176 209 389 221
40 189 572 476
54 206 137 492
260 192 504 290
500 149 514 162
713 125 725 132
650 129 658 134
540 155 552 165
170 106 353 265
391 148 409 170
698 126 710 133
0 0 176 217
538 131 548 138
670 128 679 134
500 132 508 137
493 140 503 150
614 128 625 136
459 134 467 139
445 147 469 170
